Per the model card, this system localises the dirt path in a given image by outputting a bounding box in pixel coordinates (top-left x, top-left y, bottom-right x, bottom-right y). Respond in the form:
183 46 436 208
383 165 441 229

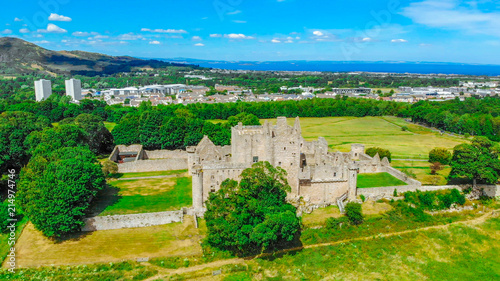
142 210 498 280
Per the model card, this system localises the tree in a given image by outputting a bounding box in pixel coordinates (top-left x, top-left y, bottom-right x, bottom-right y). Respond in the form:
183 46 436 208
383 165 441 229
64 114 114 154
17 147 105 238
226 112 261 128
345 202 364 225
429 147 452 165
430 162 443 175
204 162 301 256
25 124 89 157
112 114 140 145
450 137 500 187
365 147 392 162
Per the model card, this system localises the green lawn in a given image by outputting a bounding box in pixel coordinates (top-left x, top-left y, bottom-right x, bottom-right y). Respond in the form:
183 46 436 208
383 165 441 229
113 169 188 179
0 216 28 262
263 116 466 159
357 172 408 188
90 176 192 216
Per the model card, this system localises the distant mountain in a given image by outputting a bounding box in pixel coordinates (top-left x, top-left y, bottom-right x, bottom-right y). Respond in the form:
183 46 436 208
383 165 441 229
0 37 195 76
159 58 500 76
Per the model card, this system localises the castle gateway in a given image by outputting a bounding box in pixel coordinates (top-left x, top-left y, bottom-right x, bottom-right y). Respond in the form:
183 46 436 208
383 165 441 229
187 117 407 214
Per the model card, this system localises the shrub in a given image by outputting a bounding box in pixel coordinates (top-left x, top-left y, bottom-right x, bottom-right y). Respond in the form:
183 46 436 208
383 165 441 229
430 162 443 175
102 159 118 177
326 216 348 229
360 194 366 202
429 148 452 165
365 147 391 162
393 189 398 197
345 202 364 225
401 126 409 131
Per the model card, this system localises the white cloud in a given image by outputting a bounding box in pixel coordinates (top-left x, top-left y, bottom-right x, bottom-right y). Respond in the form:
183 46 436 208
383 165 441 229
313 31 324 36
141 28 187 34
232 20 247 24
402 0 500 37
33 34 43 38
362 37 373 42
19 28 30 33
72 31 99 37
14 17 22 22
210 34 222 38
224 33 255 39
33 40 50 44
271 39 281 43
38 24 67 33
93 35 109 39
149 40 161 45
1 29 12 34
391 39 408 43
192 36 202 41
194 43 204 46
227 10 241 15
48 13 72 22
118 33 144 40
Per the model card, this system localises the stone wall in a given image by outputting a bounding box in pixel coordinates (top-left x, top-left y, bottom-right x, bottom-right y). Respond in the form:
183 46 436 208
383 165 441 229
82 210 184 231
482 185 500 198
382 166 422 186
144 150 188 160
118 159 188 173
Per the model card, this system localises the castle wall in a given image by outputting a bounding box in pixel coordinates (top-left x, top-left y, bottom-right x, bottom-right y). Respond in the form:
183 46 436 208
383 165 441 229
118 159 188 173
82 210 184 231
299 180 349 205
144 149 188 159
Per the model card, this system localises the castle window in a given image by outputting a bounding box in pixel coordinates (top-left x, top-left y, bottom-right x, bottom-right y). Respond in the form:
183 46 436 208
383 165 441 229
278 161 282 166
253 156 259 163
334 172 337 177
284 147 286 150
355 153 358 157
210 187 215 193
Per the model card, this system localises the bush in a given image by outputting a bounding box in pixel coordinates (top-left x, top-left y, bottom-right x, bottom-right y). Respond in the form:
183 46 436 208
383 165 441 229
360 194 366 202
430 162 443 175
403 189 465 211
429 148 452 165
393 189 398 197
345 202 364 225
102 159 118 177
326 216 348 229
401 126 409 131
0 201 10 233
365 147 391 162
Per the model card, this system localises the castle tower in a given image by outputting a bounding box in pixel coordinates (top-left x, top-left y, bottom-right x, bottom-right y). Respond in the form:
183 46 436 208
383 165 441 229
191 166 204 213
351 144 365 161
347 166 358 200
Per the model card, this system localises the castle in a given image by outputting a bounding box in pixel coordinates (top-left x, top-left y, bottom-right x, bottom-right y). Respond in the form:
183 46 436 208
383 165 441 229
111 117 420 215
186 117 417 214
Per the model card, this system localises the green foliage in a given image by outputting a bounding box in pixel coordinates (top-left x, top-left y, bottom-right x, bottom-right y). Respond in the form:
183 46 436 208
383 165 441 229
403 189 465 211
101 159 118 177
401 125 409 131
17 147 105 238
112 114 141 145
0 111 49 173
325 216 348 229
450 137 500 185
25 124 89 157
393 188 398 197
365 147 392 162
204 162 301 256
227 112 261 127
61 114 114 154
344 202 364 225
0 201 11 233
429 147 452 165
360 194 366 202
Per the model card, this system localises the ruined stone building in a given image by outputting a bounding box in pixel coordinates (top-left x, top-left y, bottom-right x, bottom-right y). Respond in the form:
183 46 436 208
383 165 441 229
111 116 420 215
187 117 419 214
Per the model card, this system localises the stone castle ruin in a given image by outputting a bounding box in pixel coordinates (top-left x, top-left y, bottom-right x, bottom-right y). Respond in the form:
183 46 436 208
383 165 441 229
111 117 420 215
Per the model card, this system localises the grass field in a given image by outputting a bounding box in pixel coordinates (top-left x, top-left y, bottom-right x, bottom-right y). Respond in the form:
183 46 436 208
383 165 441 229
302 202 393 227
392 160 451 185
357 172 408 188
7 216 203 268
89 175 192 216
263 116 466 159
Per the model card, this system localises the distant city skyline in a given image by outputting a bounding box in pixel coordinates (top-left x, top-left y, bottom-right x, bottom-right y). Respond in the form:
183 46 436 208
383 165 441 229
2 0 500 64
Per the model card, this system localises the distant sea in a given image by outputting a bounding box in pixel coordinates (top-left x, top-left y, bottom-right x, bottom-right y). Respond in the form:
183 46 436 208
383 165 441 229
159 59 500 76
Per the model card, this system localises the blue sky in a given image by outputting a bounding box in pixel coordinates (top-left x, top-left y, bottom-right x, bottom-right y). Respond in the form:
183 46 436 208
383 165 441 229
1 0 500 64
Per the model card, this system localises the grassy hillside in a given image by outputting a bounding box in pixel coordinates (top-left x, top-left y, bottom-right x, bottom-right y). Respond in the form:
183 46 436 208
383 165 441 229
0 37 194 76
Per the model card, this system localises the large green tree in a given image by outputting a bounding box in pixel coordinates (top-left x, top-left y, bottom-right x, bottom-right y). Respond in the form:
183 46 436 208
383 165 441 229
61 114 114 154
17 147 105 238
450 137 500 186
204 162 301 256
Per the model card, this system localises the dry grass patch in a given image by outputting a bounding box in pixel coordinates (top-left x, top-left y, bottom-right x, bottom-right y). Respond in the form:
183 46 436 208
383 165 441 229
9 216 204 268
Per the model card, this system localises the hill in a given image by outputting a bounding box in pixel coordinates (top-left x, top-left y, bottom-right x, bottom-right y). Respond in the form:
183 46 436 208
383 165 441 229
0 37 196 76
